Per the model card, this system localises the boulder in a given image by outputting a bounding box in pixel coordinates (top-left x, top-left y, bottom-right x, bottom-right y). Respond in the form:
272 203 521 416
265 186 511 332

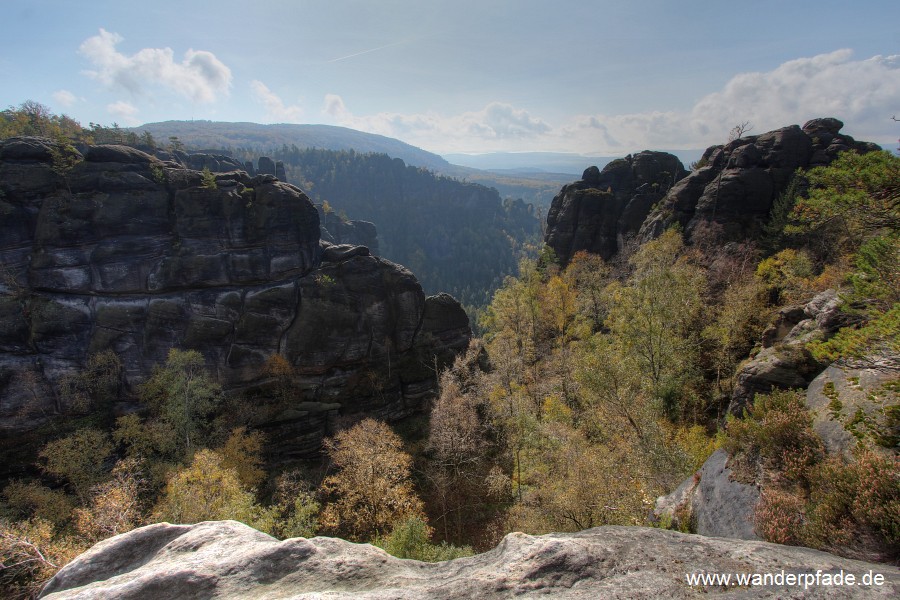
805 357 900 457
41 520 899 599
728 290 840 416
655 449 761 540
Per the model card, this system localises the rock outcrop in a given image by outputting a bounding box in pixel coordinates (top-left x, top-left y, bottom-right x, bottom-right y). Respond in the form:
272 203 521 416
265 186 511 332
543 119 880 264
320 210 380 255
545 151 687 264
654 449 761 540
728 289 854 417
41 520 899 599
0 137 470 471
805 357 899 457
638 118 880 244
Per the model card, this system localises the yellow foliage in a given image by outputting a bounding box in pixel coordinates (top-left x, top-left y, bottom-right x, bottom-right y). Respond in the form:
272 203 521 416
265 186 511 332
220 427 266 489
320 419 424 541
152 449 274 533
73 459 142 543
39 429 113 502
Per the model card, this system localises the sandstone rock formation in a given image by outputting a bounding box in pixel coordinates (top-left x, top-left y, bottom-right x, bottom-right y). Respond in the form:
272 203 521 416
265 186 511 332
638 118 880 244
0 137 470 471
320 210 380 255
654 449 761 541
805 357 899 457
543 119 880 264
728 289 853 417
545 151 687 264
41 520 899 599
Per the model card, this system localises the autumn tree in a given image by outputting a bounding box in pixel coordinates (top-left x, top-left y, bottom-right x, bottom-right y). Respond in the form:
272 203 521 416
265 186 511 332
152 449 273 532
320 419 424 541
139 349 222 458
39 429 113 503
73 459 143 543
604 229 706 419
426 357 491 541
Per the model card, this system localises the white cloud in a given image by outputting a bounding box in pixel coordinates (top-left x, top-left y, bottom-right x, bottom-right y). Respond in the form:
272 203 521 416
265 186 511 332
322 50 900 154
250 81 304 122
52 89 78 108
79 29 232 103
106 100 140 126
322 97 552 151
687 50 900 144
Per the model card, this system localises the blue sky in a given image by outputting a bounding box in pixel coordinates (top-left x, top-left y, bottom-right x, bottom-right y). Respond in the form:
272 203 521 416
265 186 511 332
1 0 898 154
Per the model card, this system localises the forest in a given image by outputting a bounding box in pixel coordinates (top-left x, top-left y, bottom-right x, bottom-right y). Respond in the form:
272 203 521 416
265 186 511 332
0 103 898 598
243 144 543 315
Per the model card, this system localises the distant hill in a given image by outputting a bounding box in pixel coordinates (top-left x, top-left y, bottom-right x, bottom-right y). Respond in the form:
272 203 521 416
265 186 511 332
443 152 615 175
443 150 705 175
131 121 453 172
130 121 570 206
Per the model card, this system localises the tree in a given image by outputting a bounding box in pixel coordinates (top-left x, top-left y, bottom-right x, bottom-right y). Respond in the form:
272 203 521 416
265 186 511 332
604 229 705 417
58 350 122 414
73 459 143 543
0 518 83 599
139 349 222 458
39 429 113 502
219 427 266 489
426 366 489 541
790 150 899 250
200 166 218 189
48 135 83 196
320 419 424 541
152 449 272 531
728 121 753 141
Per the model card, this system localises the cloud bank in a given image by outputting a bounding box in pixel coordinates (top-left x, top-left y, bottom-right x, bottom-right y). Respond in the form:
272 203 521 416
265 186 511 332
79 29 232 104
323 50 900 154
250 81 304 122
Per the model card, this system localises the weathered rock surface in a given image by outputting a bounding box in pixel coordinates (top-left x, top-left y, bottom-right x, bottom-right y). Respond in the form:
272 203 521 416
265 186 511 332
0 137 470 470
320 210 380 255
41 520 899 599
805 357 899 457
545 151 687 264
638 118 880 245
655 449 761 541
728 289 852 417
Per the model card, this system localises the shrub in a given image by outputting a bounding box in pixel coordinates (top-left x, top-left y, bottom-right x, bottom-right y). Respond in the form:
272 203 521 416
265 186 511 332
804 451 900 561
723 390 824 485
378 516 473 562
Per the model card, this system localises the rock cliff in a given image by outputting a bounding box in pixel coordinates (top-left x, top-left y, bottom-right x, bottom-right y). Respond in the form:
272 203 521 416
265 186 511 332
545 151 687 264
638 118 880 244
0 137 470 470
41 520 899 599
544 119 880 263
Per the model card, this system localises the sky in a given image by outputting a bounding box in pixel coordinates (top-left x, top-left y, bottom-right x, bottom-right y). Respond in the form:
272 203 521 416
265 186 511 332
1 0 898 156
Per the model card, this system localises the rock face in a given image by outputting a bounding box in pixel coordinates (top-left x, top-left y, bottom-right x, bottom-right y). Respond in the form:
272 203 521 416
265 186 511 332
728 289 853 416
805 357 899 457
545 151 687 264
320 210 380 255
41 520 899 599
638 118 880 244
655 449 761 540
0 137 470 470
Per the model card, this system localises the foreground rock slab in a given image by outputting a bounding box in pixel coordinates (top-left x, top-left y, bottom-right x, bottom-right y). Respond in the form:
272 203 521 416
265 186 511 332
42 521 898 599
